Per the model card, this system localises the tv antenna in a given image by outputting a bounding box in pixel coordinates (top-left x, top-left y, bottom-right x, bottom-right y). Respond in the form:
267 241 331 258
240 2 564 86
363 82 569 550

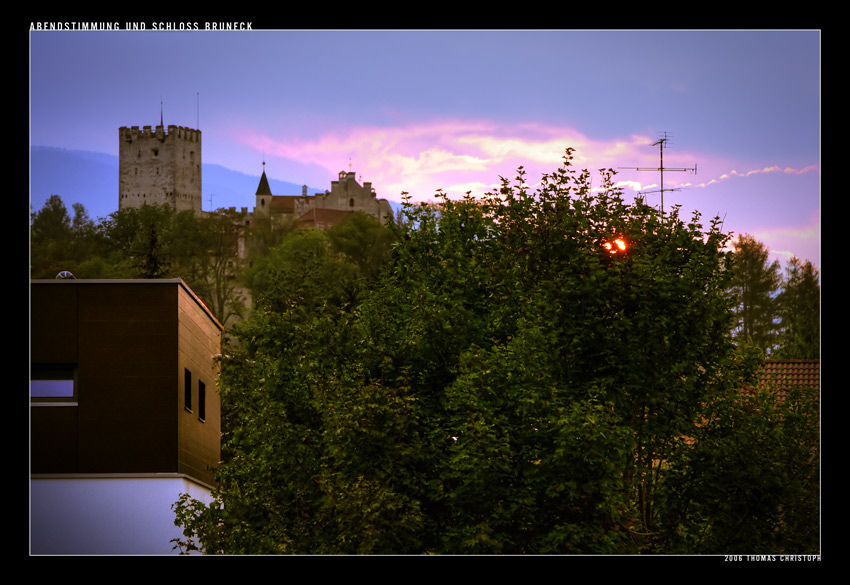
619 132 697 215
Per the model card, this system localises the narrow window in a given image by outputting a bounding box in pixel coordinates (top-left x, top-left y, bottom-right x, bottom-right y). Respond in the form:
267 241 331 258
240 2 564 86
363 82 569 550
184 369 192 411
198 381 206 422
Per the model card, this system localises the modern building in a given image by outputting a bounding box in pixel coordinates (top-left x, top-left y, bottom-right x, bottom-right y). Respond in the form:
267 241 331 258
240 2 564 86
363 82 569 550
30 278 222 554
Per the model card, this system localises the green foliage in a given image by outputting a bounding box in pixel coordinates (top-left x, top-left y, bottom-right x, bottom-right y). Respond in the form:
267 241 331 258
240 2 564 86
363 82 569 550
30 195 85 278
326 211 397 278
100 204 183 279
31 194 72 244
660 366 820 554
729 234 782 354
774 257 820 359
30 196 250 325
169 208 249 326
173 149 819 554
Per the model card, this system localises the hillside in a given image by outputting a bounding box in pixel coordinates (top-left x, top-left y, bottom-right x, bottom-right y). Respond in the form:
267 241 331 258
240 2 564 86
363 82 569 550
29 146 324 221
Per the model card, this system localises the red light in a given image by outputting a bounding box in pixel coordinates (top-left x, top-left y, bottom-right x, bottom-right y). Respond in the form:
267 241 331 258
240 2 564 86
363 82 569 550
602 238 627 254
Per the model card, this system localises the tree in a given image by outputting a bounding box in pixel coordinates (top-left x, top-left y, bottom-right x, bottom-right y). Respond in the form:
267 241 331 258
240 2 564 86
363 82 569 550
30 195 101 278
71 202 94 238
774 257 820 359
31 195 73 278
729 234 782 354
660 348 820 553
100 204 178 279
31 194 72 244
173 150 818 554
169 208 249 327
326 211 397 278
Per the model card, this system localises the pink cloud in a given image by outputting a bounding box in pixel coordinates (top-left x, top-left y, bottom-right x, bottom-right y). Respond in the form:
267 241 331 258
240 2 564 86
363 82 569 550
231 121 666 202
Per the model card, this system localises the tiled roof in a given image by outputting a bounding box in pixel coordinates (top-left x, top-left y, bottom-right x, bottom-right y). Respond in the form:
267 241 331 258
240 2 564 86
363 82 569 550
268 196 298 213
758 359 820 393
298 208 353 228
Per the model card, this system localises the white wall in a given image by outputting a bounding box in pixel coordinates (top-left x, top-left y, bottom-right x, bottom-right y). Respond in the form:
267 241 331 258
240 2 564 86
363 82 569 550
30 475 213 555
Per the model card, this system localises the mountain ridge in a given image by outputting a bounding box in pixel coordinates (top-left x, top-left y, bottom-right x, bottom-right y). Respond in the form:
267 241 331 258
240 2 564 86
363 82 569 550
30 146 324 221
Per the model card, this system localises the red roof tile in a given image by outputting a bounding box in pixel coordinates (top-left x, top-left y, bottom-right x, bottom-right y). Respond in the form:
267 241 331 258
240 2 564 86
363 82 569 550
758 359 820 393
269 196 298 213
297 208 352 228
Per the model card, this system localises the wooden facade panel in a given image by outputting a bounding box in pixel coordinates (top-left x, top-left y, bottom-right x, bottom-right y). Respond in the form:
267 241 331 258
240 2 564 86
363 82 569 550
30 282 78 364
30 406 79 472
176 286 221 486
31 280 221 485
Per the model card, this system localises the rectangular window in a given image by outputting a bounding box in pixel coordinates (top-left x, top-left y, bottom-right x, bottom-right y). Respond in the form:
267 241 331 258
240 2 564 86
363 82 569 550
31 366 76 403
184 368 192 411
198 380 206 422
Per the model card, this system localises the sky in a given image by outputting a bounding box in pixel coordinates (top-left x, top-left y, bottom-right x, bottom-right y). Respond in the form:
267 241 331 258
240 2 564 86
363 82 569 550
29 28 821 270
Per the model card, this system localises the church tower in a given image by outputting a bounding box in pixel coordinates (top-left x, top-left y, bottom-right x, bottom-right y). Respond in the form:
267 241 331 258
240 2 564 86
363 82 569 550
254 161 273 217
119 124 202 214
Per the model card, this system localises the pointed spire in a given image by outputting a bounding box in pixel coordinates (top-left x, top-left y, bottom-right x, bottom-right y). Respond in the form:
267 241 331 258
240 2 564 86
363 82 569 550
255 160 272 196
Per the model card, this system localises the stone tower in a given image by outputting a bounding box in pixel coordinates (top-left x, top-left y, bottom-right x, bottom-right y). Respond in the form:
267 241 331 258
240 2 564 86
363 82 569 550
119 124 202 214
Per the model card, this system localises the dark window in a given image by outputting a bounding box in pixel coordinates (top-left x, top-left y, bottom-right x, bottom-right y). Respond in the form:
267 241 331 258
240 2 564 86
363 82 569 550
31 366 76 403
184 368 192 411
198 381 206 422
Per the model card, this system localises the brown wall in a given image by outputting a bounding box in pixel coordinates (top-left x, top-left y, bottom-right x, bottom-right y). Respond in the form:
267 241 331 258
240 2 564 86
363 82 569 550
177 286 222 485
31 280 221 486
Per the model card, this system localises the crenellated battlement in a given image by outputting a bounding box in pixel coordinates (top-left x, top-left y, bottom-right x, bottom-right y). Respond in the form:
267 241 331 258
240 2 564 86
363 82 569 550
120 124 201 143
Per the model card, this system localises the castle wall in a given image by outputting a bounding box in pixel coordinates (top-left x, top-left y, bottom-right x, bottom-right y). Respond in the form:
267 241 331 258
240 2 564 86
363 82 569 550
119 125 202 214
292 171 393 224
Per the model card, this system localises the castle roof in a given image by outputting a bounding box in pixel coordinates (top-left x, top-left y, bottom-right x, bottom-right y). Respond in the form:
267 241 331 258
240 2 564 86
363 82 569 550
256 170 272 196
298 208 353 229
269 196 300 213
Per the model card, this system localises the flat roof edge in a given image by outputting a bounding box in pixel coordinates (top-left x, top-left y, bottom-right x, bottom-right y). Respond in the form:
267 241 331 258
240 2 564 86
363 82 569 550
30 278 224 331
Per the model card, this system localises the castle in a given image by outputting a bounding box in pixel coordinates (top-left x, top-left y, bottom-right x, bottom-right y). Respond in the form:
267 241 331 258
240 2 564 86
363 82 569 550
251 164 393 229
119 124 203 213
119 123 393 228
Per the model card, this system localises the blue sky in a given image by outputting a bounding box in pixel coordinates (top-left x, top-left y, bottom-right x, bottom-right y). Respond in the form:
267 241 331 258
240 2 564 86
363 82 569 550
29 28 820 269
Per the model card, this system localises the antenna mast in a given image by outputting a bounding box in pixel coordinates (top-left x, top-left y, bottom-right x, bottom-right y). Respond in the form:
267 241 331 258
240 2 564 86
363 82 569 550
619 131 697 215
